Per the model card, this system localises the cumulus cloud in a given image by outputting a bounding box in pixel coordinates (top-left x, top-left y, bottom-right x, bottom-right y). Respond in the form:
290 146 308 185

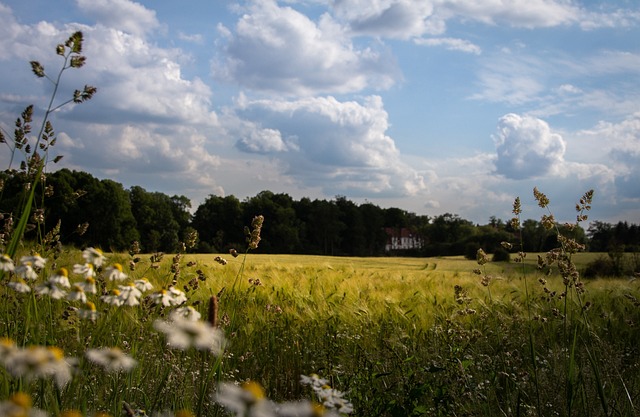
331 0 587 40
436 0 580 28
493 113 566 180
212 0 399 96
76 27 217 125
226 94 425 197
0 1 222 199
57 123 222 194
332 0 438 38
578 113 640 200
75 0 160 36
414 37 481 54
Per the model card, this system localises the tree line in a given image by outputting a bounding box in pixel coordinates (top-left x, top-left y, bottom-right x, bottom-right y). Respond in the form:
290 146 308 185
1 168 638 256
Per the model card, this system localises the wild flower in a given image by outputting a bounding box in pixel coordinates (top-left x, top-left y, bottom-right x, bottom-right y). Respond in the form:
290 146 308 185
77 301 98 321
150 287 187 307
100 289 124 307
170 306 202 322
83 247 106 267
275 401 341 417
134 277 153 292
5 345 74 387
153 316 225 354
50 267 71 288
0 254 15 272
35 280 67 299
104 263 127 281
85 347 137 372
117 283 142 306
214 381 275 417
7 279 31 293
0 338 18 366
73 262 95 278
300 374 353 415
0 392 48 417
246 215 264 250
76 276 97 294
67 284 87 303
15 262 39 281
19 254 46 269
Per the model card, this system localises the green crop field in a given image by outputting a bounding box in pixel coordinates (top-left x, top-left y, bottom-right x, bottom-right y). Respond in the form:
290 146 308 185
3 246 638 417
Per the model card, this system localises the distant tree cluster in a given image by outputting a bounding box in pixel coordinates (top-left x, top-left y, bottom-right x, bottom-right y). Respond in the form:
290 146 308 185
0 169 637 257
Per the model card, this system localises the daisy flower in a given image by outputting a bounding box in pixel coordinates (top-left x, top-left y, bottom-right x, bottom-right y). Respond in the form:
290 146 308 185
49 267 71 288
78 301 98 321
7 279 31 293
214 381 275 417
104 263 127 281
67 285 87 303
35 280 67 299
0 337 18 366
82 247 106 267
134 277 153 292
101 289 124 307
0 254 15 272
6 345 73 388
75 276 97 294
0 392 48 417
73 263 95 279
86 347 137 372
117 283 142 306
15 263 38 281
150 287 187 307
170 306 201 322
153 316 225 354
19 254 46 269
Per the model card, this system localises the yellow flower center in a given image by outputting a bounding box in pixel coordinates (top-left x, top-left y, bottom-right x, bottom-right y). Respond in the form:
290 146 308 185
57 267 69 277
85 277 96 284
59 410 83 417
113 263 123 272
1 337 15 347
242 381 266 401
110 289 121 296
85 301 96 311
311 402 326 417
47 346 64 361
176 411 195 417
9 392 32 408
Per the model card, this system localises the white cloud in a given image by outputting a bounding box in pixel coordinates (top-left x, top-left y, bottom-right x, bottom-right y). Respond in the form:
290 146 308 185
333 0 438 38
414 36 481 54
226 94 425 197
0 1 223 200
212 0 399 96
492 113 566 180
57 123 223 194
576 113 640 200
436 0 580 28
75 0 160 36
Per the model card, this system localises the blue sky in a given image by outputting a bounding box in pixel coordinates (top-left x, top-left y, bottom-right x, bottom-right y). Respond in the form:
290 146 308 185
1 0 639 225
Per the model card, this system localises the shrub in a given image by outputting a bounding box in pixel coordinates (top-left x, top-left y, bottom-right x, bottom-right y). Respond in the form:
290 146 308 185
491 247 510 262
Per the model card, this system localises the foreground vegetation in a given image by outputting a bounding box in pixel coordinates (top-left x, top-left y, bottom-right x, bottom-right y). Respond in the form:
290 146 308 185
1 245 640 416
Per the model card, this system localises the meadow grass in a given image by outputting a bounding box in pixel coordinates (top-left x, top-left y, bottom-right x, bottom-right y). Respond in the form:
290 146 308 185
1 244 640 417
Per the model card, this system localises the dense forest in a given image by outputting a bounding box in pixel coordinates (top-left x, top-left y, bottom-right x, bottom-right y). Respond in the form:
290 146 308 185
1 168 639 259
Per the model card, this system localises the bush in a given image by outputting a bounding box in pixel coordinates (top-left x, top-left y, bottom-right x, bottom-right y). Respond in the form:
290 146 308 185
492 247 511 262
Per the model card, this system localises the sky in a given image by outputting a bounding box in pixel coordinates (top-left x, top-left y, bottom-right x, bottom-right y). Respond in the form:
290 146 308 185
0 0 639 226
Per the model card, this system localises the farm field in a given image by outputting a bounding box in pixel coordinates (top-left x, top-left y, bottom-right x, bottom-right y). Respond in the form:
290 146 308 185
3 247 639 417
